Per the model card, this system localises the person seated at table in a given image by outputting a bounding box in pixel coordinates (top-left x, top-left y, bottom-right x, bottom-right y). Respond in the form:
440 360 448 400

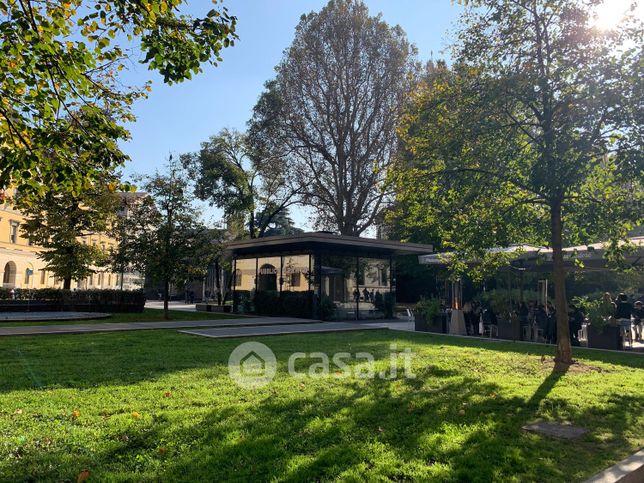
615 293 633 345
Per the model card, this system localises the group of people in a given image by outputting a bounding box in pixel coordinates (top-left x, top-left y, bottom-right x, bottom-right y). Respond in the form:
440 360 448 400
461 301 490 336
516 301 562 344
352 287 381 303
601 292 643 344
459 293 643 346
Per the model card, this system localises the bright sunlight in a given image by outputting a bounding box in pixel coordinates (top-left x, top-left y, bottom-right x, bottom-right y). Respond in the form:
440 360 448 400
593 0 643 30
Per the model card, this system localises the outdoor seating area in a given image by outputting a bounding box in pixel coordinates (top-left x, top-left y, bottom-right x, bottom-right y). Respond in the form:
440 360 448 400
413 294 644 353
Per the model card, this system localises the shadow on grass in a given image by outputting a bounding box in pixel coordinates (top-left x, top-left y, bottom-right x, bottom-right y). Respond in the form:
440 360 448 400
387 331 644 370
0 330 642 481
152 365 640 482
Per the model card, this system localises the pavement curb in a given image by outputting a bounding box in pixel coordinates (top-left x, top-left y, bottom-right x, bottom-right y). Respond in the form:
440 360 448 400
585 449 644 483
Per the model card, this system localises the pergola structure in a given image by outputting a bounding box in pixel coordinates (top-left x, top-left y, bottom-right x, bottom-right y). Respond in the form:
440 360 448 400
418 237 644 306
418 236 644 272
226 232 433 320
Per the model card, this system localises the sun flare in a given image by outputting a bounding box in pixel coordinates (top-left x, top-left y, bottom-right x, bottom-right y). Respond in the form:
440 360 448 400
593 0 643 30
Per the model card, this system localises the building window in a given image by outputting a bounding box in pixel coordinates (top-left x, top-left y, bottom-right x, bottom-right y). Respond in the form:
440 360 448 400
380 268 388 286
234 269 242 287
98 272 103 286
108 274 112 286
24 269 32 285
290 272 301 287
9 222 18 243
40 270 46 285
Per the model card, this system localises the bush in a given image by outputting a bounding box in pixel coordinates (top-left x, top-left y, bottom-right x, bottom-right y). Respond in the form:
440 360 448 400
254 290 281 316
0 289 146 312
318 295 336 321
415 297 440 321
281 291 313 318
373 291 396 318
253 290 315 318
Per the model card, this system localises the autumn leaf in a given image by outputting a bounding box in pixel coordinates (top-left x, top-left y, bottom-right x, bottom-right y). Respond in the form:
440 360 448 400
164 391 172 398
72 410 81 419
131 411 141 419
77 469 90 482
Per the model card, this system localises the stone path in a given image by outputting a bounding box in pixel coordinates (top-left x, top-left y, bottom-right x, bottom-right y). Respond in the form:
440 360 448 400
179 322 383 339
0 317 319 337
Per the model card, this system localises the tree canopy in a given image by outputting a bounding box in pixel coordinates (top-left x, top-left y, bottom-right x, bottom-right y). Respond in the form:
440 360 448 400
116 159 218 318
17 174 120 289
389 0 643 364
249 0 417 235
0 0 237 198
181 128 300 239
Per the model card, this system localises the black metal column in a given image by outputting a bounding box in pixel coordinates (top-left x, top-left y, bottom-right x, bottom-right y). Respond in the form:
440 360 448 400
232 257 237 313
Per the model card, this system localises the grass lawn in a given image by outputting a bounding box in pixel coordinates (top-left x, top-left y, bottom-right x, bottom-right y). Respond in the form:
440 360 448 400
0 308 245 327
0 330 642 482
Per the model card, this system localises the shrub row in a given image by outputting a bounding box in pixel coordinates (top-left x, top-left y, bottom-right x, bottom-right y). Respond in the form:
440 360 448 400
0 289 146 313
254 290 314 318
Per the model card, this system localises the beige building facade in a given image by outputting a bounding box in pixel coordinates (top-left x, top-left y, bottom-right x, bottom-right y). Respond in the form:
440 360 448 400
0 190 131 290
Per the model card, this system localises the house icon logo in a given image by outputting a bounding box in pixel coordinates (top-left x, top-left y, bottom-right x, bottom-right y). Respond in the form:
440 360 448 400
228 342 277 388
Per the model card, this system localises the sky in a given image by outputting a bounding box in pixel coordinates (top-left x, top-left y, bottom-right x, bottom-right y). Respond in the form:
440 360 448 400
117 0 466 229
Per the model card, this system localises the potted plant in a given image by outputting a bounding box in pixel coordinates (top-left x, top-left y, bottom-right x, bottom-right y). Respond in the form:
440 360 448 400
414 297 441 332
577 296 621 350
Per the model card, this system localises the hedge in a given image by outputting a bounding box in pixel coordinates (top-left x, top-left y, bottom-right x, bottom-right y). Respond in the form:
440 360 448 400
0 289 146 313
253 290 314 318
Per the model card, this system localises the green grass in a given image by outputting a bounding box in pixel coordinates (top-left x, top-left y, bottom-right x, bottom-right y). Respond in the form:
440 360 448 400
0 330 642 482
0 308 244 327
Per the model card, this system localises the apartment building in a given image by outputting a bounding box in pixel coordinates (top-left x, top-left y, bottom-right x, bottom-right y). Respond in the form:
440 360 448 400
0 190 140 290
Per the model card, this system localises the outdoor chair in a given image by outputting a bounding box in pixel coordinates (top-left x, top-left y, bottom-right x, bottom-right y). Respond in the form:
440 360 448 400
483 324 498 338
620 323 633 347
522 325 531 341
534 328 545 343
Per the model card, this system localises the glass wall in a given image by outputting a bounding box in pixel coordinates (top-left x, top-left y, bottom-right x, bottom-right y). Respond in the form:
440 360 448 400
234 253 392 320
356 258 392 319
282 255 311 292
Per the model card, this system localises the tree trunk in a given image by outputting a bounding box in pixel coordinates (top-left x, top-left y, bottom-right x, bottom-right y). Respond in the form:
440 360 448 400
550 202 572 365
163 279 170 320
63 277 72 290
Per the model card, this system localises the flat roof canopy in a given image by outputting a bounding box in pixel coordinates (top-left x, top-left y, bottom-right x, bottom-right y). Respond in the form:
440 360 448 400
226 232 433 259
418 237 644 272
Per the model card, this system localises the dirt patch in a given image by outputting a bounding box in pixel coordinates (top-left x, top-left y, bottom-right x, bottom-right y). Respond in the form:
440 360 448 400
539 357 605 373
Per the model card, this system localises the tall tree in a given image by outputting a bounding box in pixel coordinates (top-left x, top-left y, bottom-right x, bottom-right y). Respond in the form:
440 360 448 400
18 178 120 289
391 0 642 365
119 159 218 319
181 128 300 239
248 0 417 235
1 0 237 198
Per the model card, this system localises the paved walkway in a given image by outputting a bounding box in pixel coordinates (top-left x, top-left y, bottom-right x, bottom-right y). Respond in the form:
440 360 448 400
0 317 318 337
145 301 198 312
0 311 110 322
180 322 383 339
